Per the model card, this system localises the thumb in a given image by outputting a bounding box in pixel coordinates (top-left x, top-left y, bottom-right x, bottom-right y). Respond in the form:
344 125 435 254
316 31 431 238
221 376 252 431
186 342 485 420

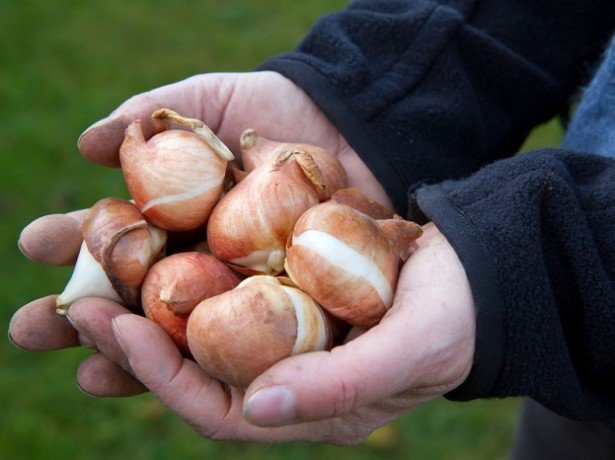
243 227 477 427
242 314 417 427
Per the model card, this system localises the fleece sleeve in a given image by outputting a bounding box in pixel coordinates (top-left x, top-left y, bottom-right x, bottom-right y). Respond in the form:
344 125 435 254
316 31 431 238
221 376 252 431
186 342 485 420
260 0 615 215
411 150 615 420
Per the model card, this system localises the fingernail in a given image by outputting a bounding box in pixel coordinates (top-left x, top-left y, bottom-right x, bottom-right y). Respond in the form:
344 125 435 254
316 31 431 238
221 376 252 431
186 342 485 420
243 386 297 427
17 237 27 257
77 117 108 149
65 311 96 348
65 311 78 330
77 381 95 397
7 331 27 351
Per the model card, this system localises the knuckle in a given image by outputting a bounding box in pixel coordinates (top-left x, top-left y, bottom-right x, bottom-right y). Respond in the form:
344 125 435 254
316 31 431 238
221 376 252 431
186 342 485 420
331 376 361 416
181 379 232 441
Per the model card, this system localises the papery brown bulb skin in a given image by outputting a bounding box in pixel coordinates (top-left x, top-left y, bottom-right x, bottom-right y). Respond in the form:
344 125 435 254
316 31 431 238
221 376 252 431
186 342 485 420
377 218 423 262
141 252 241 355
207 150 322 275
120 119 228 231
56 198 167 314
84 199 153 302
84 199 166 307
285 201 401 329
330 187 396 220
187 276 331 388
240 129 347 201
142 299 192 355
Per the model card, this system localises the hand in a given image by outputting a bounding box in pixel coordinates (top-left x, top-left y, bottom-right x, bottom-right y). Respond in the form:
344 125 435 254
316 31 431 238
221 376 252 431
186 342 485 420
77 71 392 208
10 219 476 444
10 70 394 394
10 72 391 393
10 72 474 443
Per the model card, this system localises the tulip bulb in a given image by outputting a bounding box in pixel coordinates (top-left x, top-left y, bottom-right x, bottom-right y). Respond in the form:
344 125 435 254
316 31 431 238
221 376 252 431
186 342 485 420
120 108 234 231
377 217 423 262
207 147 325 275
141 252 241 355
330 187 395 220
240 129 347 201
56 198 167 315
284 202 422 328
187 275 331 388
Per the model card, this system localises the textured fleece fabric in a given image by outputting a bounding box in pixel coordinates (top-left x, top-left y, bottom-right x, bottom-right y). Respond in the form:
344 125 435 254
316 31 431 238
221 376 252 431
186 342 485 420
261 0 615 214
416 151 615 420
259 0 615 419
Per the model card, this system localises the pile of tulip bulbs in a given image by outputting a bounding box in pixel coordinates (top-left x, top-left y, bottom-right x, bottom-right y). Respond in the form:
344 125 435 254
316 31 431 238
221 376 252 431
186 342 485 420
54 109 423 388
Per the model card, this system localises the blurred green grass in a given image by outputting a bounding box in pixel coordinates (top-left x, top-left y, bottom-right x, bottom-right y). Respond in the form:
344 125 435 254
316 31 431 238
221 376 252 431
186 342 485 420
0 1 564 458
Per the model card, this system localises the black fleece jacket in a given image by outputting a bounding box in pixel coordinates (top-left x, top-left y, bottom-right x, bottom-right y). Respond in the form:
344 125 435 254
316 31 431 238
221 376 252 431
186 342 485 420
260 0 615 420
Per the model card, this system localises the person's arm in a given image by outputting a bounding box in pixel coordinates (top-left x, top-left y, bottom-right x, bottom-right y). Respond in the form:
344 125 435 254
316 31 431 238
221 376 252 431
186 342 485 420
9 0 615 442
261 0 615 214
411 150 615 420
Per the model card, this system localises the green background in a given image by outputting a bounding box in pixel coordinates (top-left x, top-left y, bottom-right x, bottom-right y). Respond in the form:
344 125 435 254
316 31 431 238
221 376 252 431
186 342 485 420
0 1 564 458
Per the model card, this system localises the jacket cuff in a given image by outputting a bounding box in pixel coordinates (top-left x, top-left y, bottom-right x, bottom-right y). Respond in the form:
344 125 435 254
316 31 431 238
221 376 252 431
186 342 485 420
413 184 506 400
258 58 408 215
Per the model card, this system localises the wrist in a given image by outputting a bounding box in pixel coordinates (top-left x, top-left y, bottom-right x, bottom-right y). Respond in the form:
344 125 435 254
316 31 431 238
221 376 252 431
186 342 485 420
412 185 506 400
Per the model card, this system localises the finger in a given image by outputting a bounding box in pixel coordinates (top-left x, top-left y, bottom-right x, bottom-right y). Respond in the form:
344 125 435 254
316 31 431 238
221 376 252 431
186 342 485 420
77 74 233 167
66 298 134 370
77 352 147 397
9 295 78 351
242 317 417 427
110 314 232 437
19 210 87 265
111 314 344 442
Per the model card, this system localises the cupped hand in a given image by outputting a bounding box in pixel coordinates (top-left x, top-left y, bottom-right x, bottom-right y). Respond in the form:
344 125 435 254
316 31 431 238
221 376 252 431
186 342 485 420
10 220 476 444
10 70 393 393
78 71 392 209
10 72 474 443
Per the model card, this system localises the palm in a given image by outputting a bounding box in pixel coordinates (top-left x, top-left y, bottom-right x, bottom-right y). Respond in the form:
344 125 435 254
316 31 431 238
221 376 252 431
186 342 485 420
83 71 391 208
200 72 343 154
212 73 391 207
